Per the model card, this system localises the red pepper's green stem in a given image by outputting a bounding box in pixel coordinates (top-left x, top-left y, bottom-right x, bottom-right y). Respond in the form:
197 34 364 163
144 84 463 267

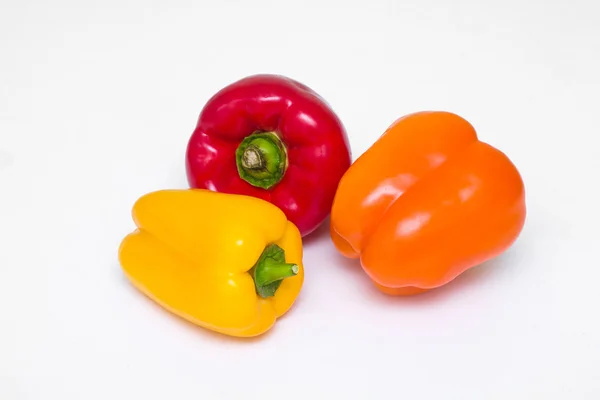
235 131 288 190
250 243 298 298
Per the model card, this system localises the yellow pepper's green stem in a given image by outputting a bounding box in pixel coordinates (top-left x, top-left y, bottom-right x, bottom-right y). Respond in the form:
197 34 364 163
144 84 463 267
250 243 298 298
235 131 288 190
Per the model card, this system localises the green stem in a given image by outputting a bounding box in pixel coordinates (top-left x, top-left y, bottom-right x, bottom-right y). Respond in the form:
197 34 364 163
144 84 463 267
235 131 288 190
250 243 298 298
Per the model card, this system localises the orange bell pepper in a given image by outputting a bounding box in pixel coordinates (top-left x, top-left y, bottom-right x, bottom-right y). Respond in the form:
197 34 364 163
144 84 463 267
330 111 526 295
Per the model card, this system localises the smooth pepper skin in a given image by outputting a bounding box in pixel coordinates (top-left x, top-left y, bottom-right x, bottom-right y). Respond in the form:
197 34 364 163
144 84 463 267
118 189 304 337
186 74 352 237
330 111 526 295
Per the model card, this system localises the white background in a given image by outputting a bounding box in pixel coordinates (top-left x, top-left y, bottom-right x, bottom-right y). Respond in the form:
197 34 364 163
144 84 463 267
2 0 599 398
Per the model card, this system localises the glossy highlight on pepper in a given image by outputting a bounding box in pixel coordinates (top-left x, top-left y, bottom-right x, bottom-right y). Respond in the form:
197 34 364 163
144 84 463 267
118 189 304 337
186 74 352 237
330 111 526 295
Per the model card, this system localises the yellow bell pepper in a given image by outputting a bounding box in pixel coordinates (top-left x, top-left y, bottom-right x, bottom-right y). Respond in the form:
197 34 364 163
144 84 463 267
118 189 304 338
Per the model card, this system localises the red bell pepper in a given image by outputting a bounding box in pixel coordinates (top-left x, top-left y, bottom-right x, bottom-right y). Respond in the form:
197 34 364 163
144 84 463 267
185 74 352 237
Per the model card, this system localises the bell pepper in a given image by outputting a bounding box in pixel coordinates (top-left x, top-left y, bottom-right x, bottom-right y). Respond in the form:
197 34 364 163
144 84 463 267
118 189 304 337
330 111 526 295
185 74 352 237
